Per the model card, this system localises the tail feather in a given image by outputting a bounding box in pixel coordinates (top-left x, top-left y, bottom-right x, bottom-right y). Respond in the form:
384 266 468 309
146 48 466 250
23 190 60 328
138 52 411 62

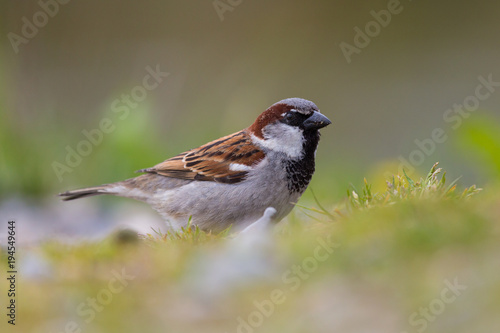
58 186 114 201
59 175 158 202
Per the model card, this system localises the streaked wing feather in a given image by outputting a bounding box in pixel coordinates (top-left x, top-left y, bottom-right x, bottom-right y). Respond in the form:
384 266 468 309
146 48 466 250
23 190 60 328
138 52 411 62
139 130 264 183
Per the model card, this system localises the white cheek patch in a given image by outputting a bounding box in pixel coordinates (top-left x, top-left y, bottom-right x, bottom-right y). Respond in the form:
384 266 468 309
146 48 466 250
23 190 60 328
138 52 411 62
251 122 305 159
229 163 253 172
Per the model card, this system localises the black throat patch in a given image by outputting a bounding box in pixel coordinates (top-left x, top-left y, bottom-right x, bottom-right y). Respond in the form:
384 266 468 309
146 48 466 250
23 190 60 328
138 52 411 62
284 130 320 193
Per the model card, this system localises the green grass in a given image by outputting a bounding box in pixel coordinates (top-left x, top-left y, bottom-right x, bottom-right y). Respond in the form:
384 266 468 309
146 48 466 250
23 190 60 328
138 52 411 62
1 164 499 332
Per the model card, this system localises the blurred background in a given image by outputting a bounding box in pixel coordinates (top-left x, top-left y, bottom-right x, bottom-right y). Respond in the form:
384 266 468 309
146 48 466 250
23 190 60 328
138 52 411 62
1 0 500 240
1 2 500 333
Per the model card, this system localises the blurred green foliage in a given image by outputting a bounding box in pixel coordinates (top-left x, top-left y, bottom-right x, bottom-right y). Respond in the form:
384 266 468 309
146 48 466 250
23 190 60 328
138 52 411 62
0 101 165 200
455 115 500 180
0 103 51 198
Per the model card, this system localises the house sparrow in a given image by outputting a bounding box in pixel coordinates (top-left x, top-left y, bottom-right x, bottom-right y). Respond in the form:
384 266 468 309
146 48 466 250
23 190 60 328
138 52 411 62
59 98 331 232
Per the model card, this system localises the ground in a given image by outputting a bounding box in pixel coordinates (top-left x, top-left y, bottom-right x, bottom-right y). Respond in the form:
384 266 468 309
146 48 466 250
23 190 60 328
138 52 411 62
1 164 499 333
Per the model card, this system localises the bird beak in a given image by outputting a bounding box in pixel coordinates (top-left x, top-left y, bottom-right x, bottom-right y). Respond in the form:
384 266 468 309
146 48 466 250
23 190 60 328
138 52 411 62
303 111 332 130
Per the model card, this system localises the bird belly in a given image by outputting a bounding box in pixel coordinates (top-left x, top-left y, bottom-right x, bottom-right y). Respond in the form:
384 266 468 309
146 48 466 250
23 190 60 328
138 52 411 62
150 173 300 232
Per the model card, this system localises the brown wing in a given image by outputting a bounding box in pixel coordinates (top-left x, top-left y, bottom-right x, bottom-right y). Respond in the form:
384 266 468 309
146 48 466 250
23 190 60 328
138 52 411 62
137 130 265 184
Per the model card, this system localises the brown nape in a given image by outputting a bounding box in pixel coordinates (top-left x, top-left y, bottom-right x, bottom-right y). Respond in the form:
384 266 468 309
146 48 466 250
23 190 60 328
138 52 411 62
248 103 290 138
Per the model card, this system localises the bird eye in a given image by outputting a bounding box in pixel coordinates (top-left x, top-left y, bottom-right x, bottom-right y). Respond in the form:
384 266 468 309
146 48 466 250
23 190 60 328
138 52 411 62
281 111 305 126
